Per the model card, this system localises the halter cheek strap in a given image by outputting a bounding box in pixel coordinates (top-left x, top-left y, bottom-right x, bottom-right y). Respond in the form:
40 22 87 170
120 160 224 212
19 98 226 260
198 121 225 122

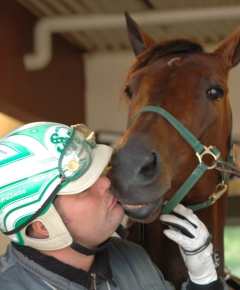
128 106 233 214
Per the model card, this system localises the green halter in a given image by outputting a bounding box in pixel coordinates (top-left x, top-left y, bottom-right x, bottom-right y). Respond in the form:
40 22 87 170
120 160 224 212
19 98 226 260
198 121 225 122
128 106 233 214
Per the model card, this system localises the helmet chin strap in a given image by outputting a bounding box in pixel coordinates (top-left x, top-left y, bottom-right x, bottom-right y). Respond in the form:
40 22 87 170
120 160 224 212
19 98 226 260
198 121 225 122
70 239 110 255
70 224 128 255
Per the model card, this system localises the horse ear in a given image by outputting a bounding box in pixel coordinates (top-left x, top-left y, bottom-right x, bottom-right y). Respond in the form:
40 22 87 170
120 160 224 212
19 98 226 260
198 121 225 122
212 27 240 68
125 12 157 56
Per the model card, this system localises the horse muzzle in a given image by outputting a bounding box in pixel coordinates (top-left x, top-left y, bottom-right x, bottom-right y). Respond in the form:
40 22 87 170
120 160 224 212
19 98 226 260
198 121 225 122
108 134 171 221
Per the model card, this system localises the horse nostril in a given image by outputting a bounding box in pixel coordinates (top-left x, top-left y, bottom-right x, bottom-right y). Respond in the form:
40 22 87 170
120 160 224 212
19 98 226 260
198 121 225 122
139 151 161 180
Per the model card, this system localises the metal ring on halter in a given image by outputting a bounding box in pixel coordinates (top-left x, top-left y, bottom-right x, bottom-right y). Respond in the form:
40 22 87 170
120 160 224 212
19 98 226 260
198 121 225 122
196 145 220 170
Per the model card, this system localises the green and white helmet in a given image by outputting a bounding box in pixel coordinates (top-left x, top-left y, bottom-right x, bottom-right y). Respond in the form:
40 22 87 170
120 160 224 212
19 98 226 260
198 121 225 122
0 122 112 252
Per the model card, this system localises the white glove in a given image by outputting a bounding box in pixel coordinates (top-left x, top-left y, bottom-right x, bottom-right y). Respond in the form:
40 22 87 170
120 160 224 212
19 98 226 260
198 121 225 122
160 204 218 285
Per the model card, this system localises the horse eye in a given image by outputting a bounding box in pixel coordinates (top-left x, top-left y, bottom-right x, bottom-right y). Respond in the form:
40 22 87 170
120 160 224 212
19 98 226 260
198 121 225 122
206 88 223 101
125 86 133 99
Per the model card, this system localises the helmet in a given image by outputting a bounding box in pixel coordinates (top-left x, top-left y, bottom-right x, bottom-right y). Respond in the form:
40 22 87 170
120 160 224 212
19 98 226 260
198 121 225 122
0 122 112 252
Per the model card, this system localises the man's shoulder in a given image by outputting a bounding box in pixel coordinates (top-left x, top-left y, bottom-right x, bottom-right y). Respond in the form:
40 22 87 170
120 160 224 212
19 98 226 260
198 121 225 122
0 244 15 272
0 244 19 287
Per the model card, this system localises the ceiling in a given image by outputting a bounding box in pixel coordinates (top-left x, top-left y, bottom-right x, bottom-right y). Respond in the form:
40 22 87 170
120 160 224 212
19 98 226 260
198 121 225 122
16 0 240 69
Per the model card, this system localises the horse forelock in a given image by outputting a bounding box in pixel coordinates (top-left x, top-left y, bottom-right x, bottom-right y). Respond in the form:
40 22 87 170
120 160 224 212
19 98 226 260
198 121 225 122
121 39 204 102
132 39 203 71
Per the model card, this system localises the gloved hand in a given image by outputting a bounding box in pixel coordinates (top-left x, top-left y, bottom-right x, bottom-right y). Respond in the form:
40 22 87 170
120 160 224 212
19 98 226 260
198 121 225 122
160 204 218 285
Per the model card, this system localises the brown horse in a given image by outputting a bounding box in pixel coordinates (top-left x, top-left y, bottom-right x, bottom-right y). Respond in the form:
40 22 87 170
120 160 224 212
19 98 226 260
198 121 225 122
108 13 240 289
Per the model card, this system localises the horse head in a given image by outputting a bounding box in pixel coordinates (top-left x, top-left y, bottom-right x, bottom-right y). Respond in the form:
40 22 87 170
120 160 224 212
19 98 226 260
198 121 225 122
108 13 240 223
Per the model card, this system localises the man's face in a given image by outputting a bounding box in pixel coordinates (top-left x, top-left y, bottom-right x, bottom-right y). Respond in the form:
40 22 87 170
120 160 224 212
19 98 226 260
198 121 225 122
55 176 125 249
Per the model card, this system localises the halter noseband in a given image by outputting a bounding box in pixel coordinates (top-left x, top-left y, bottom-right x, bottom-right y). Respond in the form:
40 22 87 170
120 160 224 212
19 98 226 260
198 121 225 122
128 106 233 214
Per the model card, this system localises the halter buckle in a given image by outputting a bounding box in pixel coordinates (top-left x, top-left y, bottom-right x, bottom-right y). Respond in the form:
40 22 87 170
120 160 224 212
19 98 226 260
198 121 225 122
208 182 228 204
196 145 220 170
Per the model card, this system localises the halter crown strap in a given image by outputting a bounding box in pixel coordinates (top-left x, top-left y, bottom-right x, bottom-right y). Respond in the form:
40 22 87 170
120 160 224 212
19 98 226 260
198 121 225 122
129 106 231 214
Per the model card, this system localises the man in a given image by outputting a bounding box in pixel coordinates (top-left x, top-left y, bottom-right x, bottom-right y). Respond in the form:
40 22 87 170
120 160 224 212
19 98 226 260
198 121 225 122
0 122 229 289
